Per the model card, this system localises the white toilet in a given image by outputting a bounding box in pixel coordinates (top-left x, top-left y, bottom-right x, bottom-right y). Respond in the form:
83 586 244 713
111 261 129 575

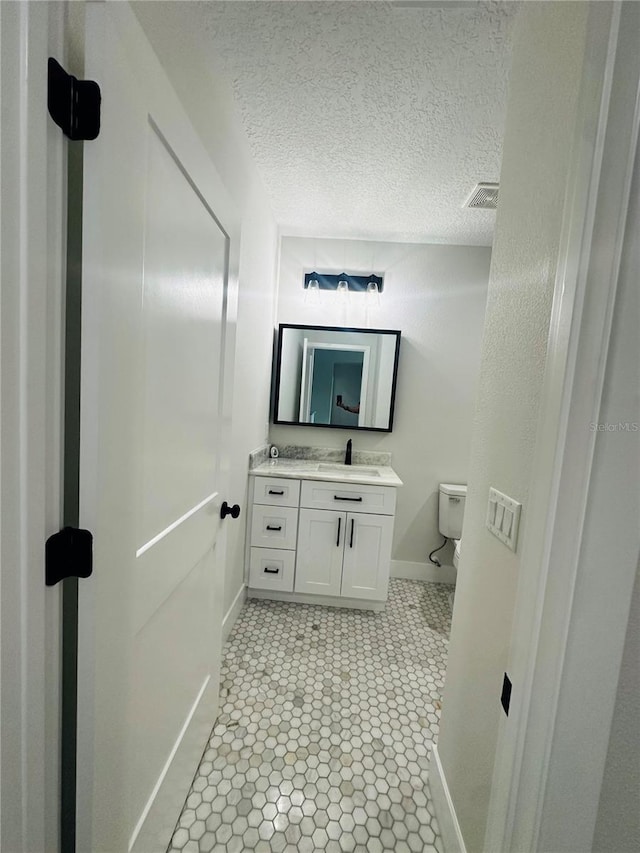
438 483 468 568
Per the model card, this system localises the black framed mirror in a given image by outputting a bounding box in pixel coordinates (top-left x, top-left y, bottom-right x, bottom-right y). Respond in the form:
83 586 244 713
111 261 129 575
273 324 401 432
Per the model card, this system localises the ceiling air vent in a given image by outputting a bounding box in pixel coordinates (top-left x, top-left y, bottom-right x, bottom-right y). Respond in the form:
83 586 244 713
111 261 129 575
464 182 499 210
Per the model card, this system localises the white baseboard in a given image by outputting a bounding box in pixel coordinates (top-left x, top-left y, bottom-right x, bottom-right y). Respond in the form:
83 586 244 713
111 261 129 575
391 560 457 584
130 676 217 853
428 743 467 853
222 583 246 643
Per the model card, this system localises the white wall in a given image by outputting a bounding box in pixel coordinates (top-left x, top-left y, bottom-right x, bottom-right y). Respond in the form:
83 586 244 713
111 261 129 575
436 3 592 850
225 193 279 614
132 3 279 617
270 236 490 575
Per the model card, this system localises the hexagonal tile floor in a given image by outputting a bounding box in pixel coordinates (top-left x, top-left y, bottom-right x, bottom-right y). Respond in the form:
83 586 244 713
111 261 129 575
168 578 453 853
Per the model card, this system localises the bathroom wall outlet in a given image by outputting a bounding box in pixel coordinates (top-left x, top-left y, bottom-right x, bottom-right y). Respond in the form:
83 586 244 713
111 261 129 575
486 487 521 551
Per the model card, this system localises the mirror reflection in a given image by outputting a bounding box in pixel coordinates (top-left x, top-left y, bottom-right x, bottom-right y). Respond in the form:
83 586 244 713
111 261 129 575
274 325 401 432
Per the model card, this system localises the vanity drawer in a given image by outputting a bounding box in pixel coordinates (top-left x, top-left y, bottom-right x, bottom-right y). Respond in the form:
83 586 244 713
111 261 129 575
300 479 396 516
253 476 300 508
249 548 294 592
251 505 298 550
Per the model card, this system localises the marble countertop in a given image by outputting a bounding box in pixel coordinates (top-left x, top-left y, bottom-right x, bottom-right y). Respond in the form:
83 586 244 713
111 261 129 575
250 458 403 488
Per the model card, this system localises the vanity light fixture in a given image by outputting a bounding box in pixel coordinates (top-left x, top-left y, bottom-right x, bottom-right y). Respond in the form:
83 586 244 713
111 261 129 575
303 271 384 294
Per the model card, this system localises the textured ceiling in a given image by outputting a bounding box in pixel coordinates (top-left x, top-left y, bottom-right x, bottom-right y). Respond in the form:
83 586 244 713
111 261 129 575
163 1 517 245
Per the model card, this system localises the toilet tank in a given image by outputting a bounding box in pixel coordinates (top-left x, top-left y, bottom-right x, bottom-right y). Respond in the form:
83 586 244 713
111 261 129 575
439 484 467 539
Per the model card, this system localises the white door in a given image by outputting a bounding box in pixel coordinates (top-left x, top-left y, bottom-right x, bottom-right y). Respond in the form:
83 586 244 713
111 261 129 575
341 513 393 601
76 5 240 852
295 509 345 596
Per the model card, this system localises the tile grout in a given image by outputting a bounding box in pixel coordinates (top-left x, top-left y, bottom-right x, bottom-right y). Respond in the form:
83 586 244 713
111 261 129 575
168 578 453 853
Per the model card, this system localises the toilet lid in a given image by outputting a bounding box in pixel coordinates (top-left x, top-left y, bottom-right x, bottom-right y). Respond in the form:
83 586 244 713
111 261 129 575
453 538 461 556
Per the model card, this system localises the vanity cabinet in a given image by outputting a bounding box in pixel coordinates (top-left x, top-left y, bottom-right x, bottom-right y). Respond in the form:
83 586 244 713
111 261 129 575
247 471 398 608
296 509 393 601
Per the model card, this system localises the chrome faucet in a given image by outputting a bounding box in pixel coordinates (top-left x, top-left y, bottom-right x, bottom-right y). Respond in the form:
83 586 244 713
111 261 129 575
344 439 352 466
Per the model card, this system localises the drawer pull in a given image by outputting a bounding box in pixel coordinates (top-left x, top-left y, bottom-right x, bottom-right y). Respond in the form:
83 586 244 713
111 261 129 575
264 566 280 574
268 489 285 495
350 518 355 548
336 517 342 547
334 495 363 502
266 525 282 531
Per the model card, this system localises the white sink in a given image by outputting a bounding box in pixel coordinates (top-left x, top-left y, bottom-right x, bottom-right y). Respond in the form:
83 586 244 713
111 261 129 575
317 463 381 477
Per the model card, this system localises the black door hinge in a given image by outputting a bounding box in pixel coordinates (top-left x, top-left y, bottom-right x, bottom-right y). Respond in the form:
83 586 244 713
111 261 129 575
47 57 101 141
45 527 93 586
501 672 512 716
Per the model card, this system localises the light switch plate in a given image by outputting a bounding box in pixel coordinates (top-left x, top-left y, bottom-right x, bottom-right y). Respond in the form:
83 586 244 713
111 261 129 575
487 487 521 551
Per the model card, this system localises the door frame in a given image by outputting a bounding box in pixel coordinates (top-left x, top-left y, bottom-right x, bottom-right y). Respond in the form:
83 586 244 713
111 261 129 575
0 3 66 851
300 341 370 426
484 3 640 850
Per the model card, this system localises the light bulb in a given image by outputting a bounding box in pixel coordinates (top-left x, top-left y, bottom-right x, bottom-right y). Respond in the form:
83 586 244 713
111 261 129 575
305 278 320 305
366 281 380 307
336 280 350 301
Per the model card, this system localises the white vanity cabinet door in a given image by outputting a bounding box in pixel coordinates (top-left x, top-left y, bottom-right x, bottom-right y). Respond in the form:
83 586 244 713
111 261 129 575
341 513 394 601
295 509 345 597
